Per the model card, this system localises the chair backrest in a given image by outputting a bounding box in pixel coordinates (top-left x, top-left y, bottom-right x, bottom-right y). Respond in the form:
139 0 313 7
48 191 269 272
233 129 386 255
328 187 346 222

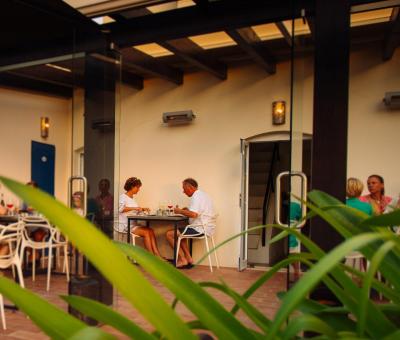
21 216 48 224
22 222 56 243
0 222 24 259
199 213 218 236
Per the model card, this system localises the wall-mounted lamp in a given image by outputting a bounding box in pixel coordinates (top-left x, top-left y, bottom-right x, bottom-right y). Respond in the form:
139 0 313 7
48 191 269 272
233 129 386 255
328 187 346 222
40 117 50 139
272 101 286 125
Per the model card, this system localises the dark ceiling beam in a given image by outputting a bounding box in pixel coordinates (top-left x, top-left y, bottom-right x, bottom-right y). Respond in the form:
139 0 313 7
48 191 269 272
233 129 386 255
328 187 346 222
382 7 400 60
226 27 276 74
0 72 72 98
275 22 292 46
306 16 315 41
121 70 144 90
122 48 183 84
106 0 315 48
158 39 227 80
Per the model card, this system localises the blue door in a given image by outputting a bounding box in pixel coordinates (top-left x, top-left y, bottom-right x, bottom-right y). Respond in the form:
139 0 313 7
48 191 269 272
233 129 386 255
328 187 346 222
31 141 55 195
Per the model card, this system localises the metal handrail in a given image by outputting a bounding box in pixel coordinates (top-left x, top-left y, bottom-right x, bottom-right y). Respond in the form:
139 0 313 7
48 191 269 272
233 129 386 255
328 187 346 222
261 143 279 246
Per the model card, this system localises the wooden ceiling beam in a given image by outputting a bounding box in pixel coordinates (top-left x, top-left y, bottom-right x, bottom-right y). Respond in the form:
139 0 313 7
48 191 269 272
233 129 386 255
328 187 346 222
0 71 72 98
275 21 292 46
122 48 183 84
158 39 227 80
107 0 314 48
121 70 144 90
382 7 400 61
226 27 276 74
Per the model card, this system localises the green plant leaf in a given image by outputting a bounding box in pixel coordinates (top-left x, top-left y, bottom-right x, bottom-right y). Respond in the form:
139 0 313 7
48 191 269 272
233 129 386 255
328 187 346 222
68 327 116 340
361 209 400 227
308 190 400 294
0 276 88 339
267 233 397 339
199 281 272 334
117 242 257 340
358 241 396 336
62 295 155 340
0 176 195 340
283 314 337 339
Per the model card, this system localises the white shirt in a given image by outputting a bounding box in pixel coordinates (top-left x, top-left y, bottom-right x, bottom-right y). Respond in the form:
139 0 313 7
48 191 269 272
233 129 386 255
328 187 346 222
188 189 215 236
118 193 138 232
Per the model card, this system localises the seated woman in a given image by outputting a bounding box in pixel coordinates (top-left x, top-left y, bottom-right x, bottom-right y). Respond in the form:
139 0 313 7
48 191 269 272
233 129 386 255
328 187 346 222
119 177 163 259
346 178 373 215
359 175 392 215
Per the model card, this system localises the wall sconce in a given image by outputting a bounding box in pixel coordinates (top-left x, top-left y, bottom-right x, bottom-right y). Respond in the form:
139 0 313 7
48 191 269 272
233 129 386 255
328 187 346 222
272 101 286 125
40 117 50 139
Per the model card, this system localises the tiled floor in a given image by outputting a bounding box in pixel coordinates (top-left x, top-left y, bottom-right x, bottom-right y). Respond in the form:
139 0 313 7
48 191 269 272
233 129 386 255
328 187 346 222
0 266 286 339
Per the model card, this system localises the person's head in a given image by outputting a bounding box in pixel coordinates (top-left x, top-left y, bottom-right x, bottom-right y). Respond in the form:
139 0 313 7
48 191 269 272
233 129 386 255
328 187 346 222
182 178 198 197
27 180 38 188
124 177 142 194
72 191 84 208
346 178 364 198
98 178 110 194
367 174 385 196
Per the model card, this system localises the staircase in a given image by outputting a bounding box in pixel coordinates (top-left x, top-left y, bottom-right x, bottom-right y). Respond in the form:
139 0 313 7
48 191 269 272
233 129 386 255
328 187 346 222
247 143 277 265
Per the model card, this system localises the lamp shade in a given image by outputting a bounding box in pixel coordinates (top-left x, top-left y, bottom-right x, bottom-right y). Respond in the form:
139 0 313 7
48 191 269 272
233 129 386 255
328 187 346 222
272 101 286 125
40 117 49 138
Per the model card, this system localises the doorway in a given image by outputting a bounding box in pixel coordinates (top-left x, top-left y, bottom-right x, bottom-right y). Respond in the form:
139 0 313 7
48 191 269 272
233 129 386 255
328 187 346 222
240 133 312 269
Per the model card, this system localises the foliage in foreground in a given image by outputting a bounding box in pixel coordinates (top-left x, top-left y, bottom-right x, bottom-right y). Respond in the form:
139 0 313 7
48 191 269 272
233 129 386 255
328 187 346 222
1 176 400 339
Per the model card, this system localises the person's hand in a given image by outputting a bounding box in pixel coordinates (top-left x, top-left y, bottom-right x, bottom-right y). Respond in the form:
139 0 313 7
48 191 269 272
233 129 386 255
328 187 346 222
174 207 181 214
142 207 150 212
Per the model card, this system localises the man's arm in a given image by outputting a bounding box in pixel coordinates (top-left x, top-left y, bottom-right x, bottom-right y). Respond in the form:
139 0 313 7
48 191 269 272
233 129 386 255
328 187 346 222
174 206 198 218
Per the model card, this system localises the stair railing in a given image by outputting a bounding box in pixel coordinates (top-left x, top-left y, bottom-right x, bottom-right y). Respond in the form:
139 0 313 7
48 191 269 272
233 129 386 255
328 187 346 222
261 143 279 246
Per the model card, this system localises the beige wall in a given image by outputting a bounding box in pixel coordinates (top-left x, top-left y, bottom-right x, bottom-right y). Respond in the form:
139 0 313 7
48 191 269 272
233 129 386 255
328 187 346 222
0 88 72 204
348 48 400 199
119 61 311 267
119 47 400 267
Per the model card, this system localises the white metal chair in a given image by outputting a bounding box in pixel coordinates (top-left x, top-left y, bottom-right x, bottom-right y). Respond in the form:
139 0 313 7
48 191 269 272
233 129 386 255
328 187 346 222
20 217 69 291
113 222 140 246
176 214 219 272
0 221 25 329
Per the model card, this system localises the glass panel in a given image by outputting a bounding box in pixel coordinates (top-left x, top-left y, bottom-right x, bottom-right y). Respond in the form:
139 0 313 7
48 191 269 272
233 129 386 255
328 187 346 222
287 13 314 286
348 4 400 214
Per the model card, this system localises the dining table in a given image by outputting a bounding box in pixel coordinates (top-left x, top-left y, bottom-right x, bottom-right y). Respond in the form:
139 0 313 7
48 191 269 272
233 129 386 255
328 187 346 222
127 214 189 266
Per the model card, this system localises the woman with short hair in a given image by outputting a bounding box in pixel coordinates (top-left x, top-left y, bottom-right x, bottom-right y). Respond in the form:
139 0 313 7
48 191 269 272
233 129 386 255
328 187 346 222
346 178 372 215
119 177 163 258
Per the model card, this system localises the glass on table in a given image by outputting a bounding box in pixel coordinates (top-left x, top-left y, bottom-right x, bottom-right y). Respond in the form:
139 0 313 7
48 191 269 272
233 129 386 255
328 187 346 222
167 203 174 216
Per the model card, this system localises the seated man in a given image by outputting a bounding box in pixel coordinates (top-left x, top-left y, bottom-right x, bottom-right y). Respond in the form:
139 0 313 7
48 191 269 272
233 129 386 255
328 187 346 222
166 178 215 268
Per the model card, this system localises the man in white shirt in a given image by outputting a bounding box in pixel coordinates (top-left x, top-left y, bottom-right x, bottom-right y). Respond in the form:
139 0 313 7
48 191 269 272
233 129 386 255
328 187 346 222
166 178 215 268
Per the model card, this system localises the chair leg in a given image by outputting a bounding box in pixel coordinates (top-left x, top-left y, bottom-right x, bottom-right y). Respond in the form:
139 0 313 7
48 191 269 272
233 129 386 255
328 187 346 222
0 294 6 330
11 264 15 279
47 246 53 291
175 237 182 266
16 262 25 288
32 248 36 282
204 237 213 273
64 245 70 282
210 236 220 269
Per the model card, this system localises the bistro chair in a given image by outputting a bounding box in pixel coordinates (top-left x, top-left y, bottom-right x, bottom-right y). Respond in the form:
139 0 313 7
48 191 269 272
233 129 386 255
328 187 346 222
113 222 140 246
20 217 69 291
176 213 219 272
0 221 25 329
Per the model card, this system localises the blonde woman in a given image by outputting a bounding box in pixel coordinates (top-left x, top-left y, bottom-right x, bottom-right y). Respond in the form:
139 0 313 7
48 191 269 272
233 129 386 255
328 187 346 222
346 178 373 215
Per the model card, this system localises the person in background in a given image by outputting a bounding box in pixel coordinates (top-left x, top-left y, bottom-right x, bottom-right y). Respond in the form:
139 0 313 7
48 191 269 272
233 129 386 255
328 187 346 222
166 178 215 268
119 177 163 259
96 178 113 220
360 175 392 215
72 191 84 217
346 178 373 216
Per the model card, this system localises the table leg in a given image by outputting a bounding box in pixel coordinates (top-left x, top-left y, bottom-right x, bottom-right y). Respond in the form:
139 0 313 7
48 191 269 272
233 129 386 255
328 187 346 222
173 222 178 267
